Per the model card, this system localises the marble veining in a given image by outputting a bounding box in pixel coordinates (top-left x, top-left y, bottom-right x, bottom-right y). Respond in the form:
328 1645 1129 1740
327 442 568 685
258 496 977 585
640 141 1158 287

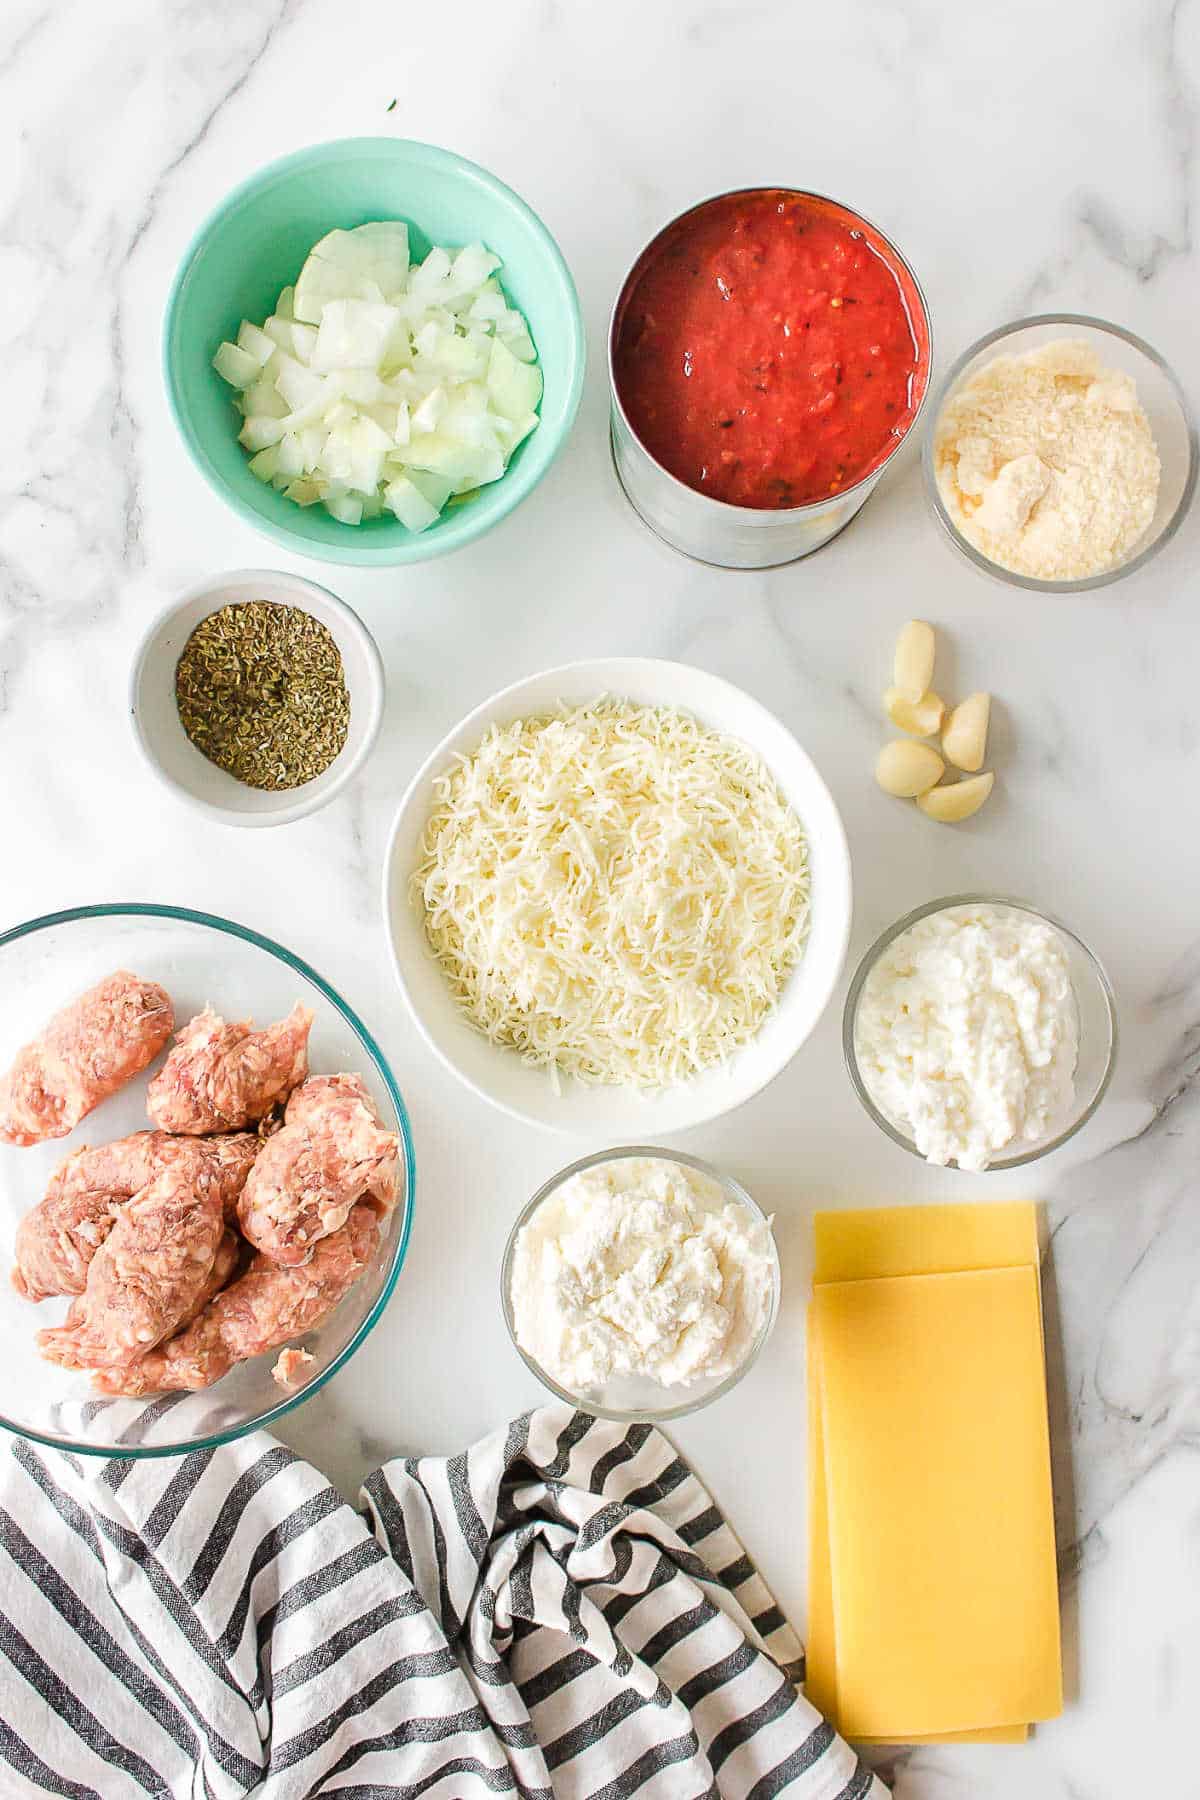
2 2 1199 1795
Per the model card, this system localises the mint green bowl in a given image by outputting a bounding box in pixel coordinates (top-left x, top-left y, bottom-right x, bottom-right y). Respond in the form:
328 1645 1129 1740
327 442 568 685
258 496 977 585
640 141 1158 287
164 138 586 567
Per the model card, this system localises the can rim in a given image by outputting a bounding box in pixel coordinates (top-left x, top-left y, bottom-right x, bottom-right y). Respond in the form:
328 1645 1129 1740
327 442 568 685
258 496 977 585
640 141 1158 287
606 186 933 519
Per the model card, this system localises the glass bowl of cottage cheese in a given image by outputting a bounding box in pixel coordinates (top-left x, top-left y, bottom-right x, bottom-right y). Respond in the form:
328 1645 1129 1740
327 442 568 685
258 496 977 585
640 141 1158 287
923 314 1196 592
502 1148 781 1420
844 896 1117 1173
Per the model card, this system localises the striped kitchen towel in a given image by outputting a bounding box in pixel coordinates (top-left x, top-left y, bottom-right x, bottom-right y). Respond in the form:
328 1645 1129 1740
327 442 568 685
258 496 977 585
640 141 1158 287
0 1404 884 1799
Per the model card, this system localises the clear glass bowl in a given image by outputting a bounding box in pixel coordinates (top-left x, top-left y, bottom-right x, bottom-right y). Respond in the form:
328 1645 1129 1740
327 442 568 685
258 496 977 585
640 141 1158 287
843 895 1118 1172
0 904 415 1457
923 314 1197 592
500 1146 781 1421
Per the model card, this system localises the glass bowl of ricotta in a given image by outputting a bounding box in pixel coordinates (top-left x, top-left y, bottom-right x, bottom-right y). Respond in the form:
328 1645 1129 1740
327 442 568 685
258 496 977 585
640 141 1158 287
843 896 1117 1173
923 314 1197 592
501 1147 781 1421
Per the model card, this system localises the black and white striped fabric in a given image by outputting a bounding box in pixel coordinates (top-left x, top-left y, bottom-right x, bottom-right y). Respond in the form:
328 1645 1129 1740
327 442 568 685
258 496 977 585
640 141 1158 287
0 1405 884 1799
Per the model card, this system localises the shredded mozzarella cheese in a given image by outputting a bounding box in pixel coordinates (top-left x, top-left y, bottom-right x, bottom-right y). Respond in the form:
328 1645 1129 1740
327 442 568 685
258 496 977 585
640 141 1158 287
412 698 811 1088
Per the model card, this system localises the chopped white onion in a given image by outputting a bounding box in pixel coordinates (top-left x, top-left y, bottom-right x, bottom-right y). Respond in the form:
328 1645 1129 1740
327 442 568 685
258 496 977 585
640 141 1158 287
236 320 275 367
213 342 261 389
213 223 541 530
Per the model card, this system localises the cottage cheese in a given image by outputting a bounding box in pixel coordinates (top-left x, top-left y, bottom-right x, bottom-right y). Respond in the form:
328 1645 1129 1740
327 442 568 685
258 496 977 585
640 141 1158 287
854 905 1080 1171
934 339 1160 580
510 1157 774 1394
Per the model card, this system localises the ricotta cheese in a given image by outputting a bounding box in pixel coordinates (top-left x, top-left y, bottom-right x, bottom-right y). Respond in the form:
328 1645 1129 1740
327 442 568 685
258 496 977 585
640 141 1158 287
854 904 1079 1171
510 1156 775 1394
934 339 1160 580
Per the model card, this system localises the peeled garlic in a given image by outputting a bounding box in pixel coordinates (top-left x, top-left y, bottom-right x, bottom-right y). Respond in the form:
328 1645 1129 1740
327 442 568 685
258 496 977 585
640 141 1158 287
917 771 995 822
884 685 945 736
942 692 991 772
893 620 936 703
876 740 945 798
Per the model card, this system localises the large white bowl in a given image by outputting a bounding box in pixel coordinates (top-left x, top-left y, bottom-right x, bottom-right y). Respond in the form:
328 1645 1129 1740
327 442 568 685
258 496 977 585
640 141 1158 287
382 658 852 1136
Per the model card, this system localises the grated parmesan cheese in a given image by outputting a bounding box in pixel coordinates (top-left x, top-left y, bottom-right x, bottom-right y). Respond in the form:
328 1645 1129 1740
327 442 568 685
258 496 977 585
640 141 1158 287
412 698 811 1089
934 339 1160 580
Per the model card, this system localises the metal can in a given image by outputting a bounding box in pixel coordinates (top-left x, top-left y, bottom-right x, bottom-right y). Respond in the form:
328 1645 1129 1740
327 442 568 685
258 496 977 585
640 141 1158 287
608 189 932 569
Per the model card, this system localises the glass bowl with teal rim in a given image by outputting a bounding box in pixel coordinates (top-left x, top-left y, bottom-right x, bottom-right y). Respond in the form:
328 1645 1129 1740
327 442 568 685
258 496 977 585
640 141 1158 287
0 904 415 1457
164 137 586 566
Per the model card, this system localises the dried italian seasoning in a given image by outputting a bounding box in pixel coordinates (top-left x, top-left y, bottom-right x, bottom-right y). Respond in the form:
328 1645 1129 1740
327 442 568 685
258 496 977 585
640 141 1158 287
175 601 350 791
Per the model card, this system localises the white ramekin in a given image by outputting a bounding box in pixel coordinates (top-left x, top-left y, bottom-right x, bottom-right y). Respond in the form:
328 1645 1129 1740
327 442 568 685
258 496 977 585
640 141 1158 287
130 568 384 828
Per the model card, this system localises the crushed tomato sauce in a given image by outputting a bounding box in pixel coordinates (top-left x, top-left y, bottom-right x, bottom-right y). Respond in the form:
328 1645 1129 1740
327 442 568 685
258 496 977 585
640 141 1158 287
613 191 927 510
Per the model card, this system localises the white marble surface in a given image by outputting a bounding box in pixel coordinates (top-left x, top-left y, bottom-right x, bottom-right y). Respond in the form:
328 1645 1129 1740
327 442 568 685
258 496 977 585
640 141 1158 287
3 0 1199 1793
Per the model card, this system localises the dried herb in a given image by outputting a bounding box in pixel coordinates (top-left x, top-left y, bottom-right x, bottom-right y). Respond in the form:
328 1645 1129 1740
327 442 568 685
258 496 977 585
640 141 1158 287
175 601 350 791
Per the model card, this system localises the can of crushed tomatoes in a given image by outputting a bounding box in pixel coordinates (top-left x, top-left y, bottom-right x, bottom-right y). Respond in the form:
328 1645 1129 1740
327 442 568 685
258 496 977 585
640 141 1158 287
608 189 932 568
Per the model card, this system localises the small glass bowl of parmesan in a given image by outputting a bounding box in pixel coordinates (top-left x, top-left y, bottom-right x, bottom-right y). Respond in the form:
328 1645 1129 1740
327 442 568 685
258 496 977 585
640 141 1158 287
923 314 1196 592
501 1147 781 1421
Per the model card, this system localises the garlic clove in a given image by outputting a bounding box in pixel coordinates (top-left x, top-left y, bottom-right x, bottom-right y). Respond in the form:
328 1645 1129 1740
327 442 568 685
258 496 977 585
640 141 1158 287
916 771 995 822
893 620 936 703
942 691 991 772
884 685 946 737
876 740 945 798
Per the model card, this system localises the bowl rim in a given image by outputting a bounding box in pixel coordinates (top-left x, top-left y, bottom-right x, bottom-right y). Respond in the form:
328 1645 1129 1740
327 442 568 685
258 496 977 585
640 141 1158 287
607 185 933 519
162 135 587 568
129 567 386 828
0 901 417 1458
842 891 1119 1171
380 656 854 1135
922 311 1199 593
499 1145 781 1421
